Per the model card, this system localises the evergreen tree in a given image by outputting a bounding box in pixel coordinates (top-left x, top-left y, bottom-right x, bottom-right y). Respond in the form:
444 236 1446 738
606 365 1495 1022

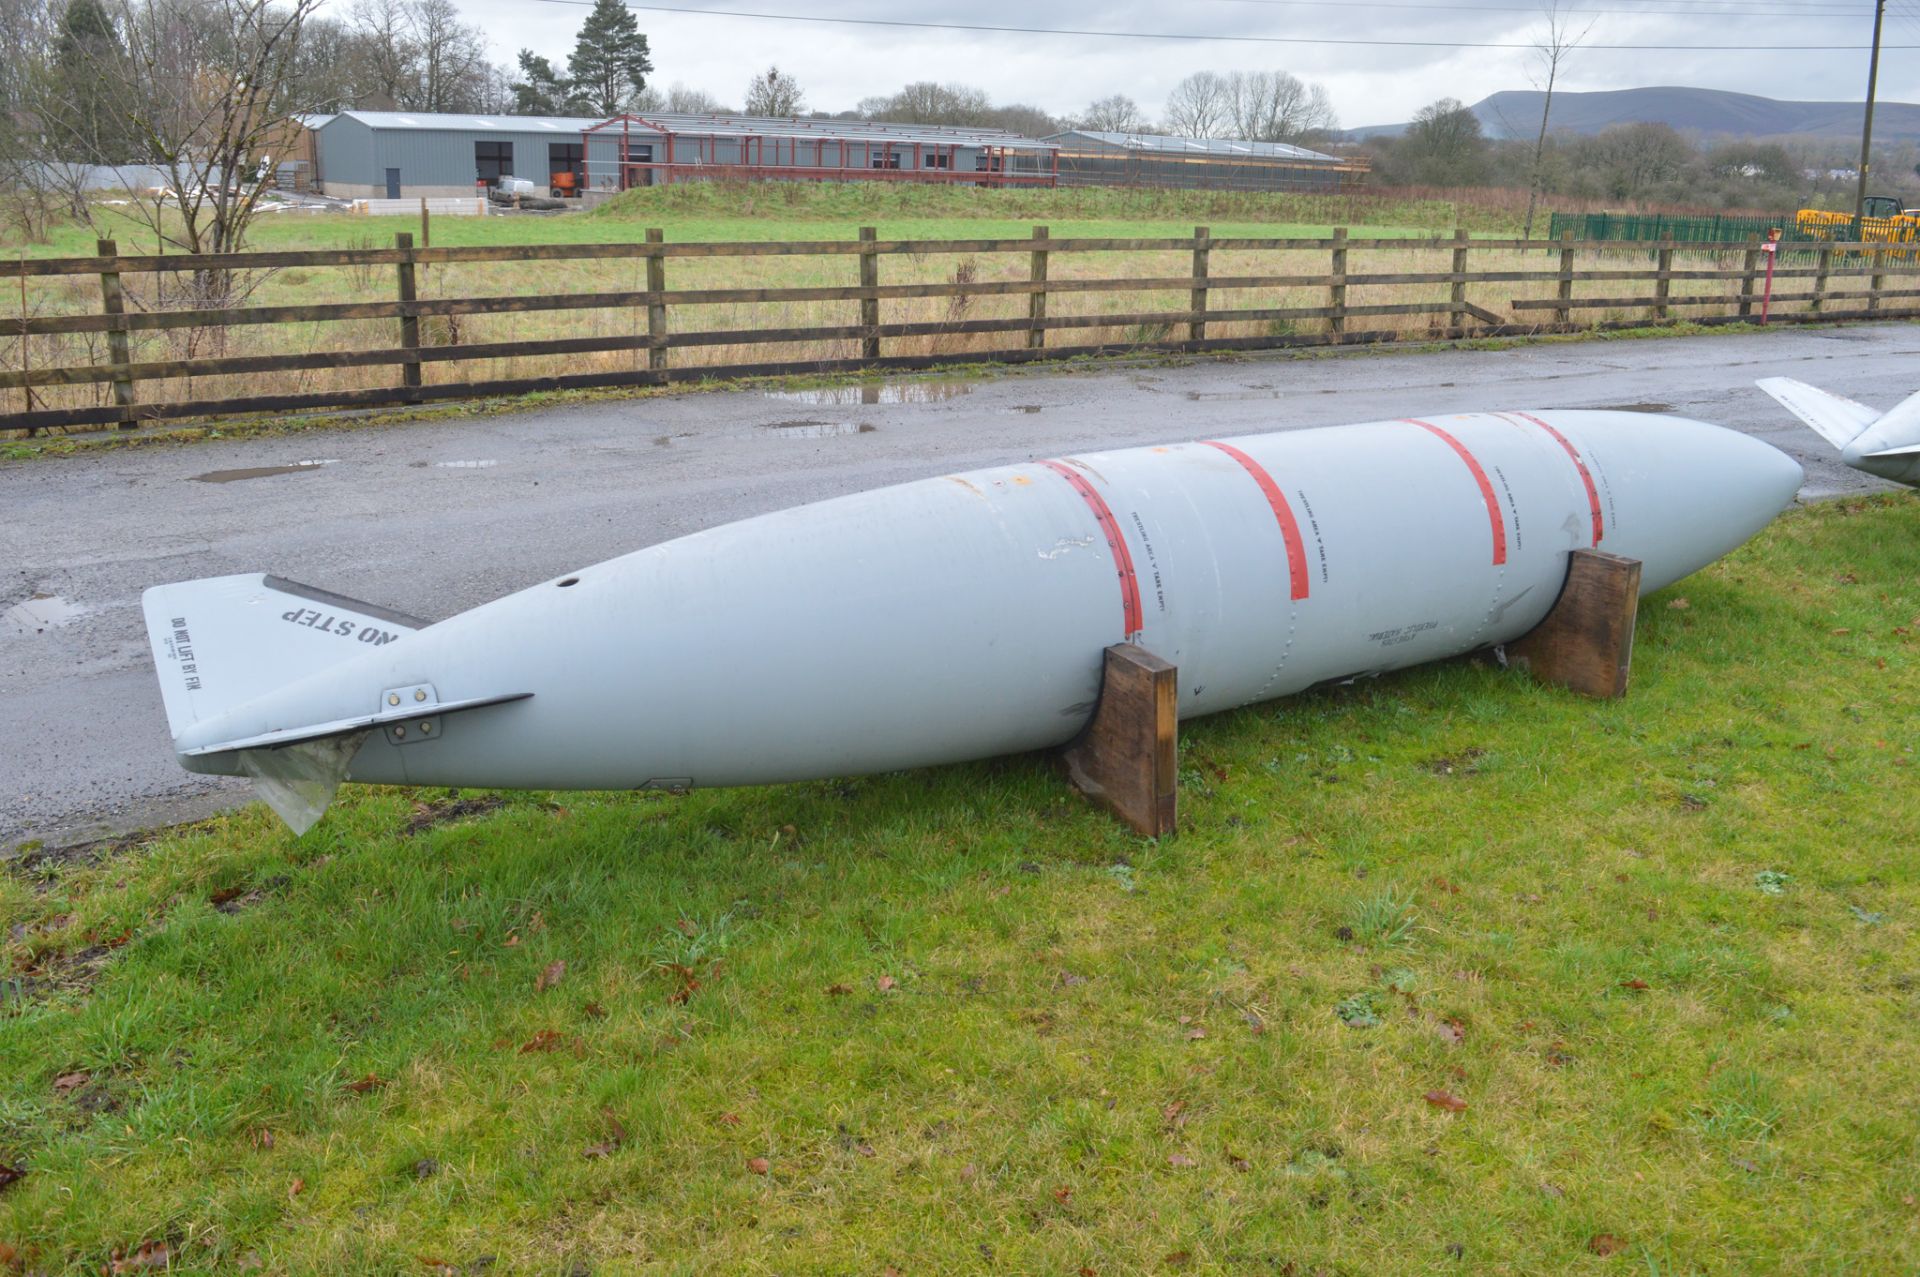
51 0 137 162
565 0 651 116
511 49 568 115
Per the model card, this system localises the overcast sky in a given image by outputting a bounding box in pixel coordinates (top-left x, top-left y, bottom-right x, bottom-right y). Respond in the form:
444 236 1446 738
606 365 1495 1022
434 0 1919 129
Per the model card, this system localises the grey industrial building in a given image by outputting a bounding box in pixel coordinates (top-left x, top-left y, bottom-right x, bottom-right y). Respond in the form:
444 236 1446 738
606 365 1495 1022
307 110 1059 200
1045 129 1368 192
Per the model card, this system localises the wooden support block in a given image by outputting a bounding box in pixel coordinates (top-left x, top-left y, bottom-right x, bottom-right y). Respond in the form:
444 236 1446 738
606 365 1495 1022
1505 549 1642 699
1061 644 1178 837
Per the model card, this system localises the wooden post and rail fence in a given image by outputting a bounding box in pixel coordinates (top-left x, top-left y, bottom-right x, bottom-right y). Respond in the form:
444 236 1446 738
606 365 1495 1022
3 228 1915 435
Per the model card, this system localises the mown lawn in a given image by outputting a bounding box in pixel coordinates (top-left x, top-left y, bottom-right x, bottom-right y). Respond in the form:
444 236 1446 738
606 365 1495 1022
3 494 1918 1274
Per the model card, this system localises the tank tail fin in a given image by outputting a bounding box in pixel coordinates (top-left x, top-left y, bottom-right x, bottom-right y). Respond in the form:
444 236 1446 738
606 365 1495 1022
1757 378 1920 488
1755 377 1878 448
141 574 429 833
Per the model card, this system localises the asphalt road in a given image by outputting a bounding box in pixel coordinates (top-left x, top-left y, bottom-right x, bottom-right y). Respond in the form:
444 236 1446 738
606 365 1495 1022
4 324 1914 851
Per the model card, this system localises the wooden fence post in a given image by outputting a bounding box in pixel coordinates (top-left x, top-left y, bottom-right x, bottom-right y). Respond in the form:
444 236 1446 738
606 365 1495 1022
1189 224 1210 343
395 231 421 398
1328 227 1348 340
1737 236 1760 320
1868 245 1886 316
1449 227 1469 332
1027 225 1048 350
1810 242 1832 314
16 262 34 418
95 238 135 428
419 198 431 248
1554 230 1575 329
1653 237 1674 322
859 225 880 361
645 227 667 374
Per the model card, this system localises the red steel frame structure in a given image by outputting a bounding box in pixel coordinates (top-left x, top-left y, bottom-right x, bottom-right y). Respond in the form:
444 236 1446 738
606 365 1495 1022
582 115 1059 190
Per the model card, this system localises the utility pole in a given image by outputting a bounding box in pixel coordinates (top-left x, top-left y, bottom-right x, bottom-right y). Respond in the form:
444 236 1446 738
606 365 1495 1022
1854 0 1887 227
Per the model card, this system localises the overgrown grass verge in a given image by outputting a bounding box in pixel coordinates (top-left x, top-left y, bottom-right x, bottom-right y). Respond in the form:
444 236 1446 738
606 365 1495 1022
3 495 1918 1273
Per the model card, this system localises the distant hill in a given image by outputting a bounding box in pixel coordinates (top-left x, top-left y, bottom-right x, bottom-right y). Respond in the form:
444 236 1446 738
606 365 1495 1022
1349 85 1920 142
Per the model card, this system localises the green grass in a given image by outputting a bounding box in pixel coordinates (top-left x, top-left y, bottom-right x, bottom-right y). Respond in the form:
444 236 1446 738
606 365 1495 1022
4 494 1919 1273
9 181 1494 262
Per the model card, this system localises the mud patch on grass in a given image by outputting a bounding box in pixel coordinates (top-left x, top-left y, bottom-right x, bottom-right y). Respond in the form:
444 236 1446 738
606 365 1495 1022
402 796 508 837
1424 747 1486 776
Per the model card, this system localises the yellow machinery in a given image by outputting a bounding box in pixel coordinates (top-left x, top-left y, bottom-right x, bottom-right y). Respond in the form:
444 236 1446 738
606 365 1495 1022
1794 195 1920 250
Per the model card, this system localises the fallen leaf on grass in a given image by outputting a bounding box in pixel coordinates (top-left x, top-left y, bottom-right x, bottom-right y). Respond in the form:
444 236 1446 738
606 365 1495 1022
1619 979 1649 991
826 983 853 996
536 959 566 992
1667 597 1689 610
1588 1234 1626 1257
1431 1017 1465 1046
1225 1151 1250 1172
746 1157 771 1175
250 1127 274 1150
1053 1186 1072 1203
0 1161 24 1194
717 1111 743 1127
107 1240 169 1273
519 1030 565 1054
1079 1268 1098 1277
503 933 521 948
582 1002 606 1019
877 975 898 993
418 1256 458 1276
52 1071 89 1094
1184 1027 1207 1041
288 1178 305 1198
675 918 698 937
1424 1090 1468 1112
343 1074 387 1093
1167 1153 1197 1168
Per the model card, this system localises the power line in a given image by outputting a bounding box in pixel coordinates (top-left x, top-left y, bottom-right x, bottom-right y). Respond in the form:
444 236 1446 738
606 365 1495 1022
532 0 1920 49
1202 0 1875 12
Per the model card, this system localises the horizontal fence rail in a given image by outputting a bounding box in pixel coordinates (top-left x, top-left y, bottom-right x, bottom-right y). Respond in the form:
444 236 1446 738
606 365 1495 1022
3 227 1917 434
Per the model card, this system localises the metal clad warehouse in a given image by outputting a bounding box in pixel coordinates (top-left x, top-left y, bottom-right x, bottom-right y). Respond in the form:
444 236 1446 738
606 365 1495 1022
313 111 613 199
1045 129 1369 192
311 110 1060 200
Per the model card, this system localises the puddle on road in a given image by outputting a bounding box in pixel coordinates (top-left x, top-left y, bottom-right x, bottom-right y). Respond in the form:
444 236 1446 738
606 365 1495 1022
2 595 86 637
1008 404 1046 414
1186 389 1285 402
435 459 499 469
192 459 337 483
653 433 694 447
761 420 877 439
1584 402 1676 413
764 382 972 407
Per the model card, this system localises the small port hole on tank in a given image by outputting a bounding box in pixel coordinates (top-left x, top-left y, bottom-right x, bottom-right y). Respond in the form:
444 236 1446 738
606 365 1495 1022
558 577 580 587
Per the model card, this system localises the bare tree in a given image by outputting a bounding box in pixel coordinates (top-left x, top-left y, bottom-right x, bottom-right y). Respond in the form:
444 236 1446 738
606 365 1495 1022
1164 71 1230 139
862 82 992 127
664 82 727 114
346 0 414 108
742 64 803 117
409 0 487 112
76 0 327 292
1522 0 1593 239
1077 94 1146 134
1226 70 1337 143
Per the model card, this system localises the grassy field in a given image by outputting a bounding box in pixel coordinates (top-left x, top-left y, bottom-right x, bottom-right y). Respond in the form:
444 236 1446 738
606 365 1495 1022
3 493 1917 1273
4 182 1850 432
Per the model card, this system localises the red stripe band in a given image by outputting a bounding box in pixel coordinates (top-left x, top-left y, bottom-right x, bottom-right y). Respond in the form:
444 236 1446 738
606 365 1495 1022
1040 459 1145 639
1506 411 1604 546
1199 440 1310 601
1404 419 1508 566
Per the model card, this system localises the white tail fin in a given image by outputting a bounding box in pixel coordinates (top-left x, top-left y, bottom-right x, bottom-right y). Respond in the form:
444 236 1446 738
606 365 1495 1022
1755 377 1877 449
142 575 428 833
142 574 426 742
1757 378 1920 488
